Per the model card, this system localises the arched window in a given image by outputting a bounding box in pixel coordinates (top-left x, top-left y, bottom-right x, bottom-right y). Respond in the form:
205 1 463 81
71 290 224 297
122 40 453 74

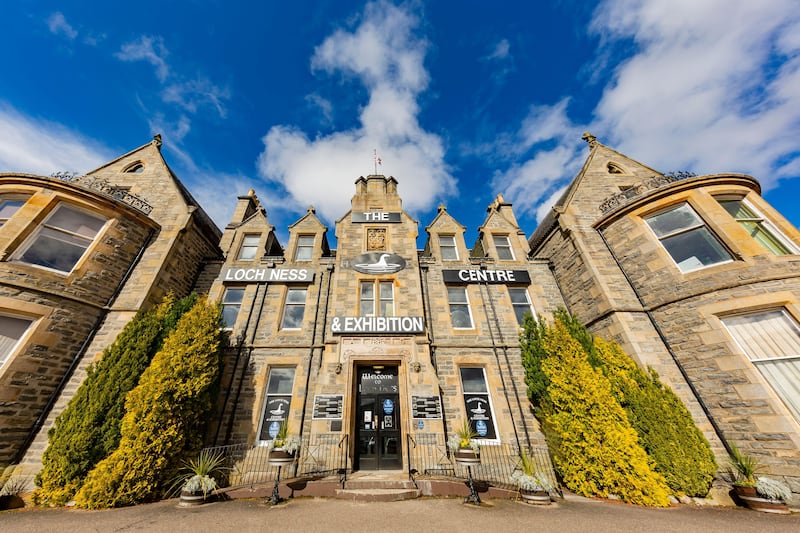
607 162 625 174
123 162 145 173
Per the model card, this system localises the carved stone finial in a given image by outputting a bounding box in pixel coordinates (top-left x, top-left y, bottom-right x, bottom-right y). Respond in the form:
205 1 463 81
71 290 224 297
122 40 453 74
581 131 597 147
248 188 255 197
153 133 162 147
437 204 446 212
307 205 316 214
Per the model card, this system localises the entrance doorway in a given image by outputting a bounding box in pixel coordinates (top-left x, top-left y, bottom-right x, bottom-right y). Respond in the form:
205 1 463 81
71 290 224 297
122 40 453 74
355 364 402 470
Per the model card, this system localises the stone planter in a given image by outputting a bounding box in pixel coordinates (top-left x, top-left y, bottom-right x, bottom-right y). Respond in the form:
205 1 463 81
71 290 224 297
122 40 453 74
732 485 789 514
520 489 551 505
268 449 296 467
454 448 481 465
178 489 214 507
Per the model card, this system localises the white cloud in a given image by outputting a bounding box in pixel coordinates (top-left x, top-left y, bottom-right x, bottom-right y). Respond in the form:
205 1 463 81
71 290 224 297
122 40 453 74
589 0 800 189
162 78 230 119
257 1 454 223
47 12 77 40
493 0 800 224
116 36 170 82
486 39 511 61
0 103 110 175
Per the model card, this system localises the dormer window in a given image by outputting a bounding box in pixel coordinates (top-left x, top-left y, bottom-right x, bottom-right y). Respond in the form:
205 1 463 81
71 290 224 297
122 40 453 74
295 235 315 261
123 162 145 173
439 235 458 260
493 235 514 260
607 162 625 174
238 234 261 261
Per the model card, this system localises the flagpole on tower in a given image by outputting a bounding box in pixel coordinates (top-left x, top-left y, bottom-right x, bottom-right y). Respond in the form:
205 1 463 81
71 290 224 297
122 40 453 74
373 149 382 175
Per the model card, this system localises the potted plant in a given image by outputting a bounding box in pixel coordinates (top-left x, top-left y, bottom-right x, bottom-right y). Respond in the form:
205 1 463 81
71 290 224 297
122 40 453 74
0 468 27 510
448 420 481 465
510 450 555 505
728 445 791 514
172 449 226 507
267 420 301 467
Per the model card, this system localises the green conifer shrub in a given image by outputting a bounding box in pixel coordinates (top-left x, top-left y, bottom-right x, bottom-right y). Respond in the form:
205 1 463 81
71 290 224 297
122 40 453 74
33 293 196 507
592 336 716 496
73 300 224 508
538 321 670 506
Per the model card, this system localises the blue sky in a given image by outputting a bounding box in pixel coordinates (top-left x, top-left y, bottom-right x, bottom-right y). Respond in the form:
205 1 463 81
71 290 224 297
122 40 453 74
2 1 799 248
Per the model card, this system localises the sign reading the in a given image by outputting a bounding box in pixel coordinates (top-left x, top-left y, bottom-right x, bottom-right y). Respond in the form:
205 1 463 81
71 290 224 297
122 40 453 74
331 316 424 334
223 268 314 283
442 269 531 284
352 211 402 223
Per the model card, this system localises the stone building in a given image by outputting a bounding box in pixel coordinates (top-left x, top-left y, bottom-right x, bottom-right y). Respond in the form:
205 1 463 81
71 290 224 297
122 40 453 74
208 175 564 481
0 136 222 470
529 133 800 491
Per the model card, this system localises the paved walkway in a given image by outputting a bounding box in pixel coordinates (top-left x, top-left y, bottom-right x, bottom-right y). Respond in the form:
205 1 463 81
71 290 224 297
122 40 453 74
2 495 799 533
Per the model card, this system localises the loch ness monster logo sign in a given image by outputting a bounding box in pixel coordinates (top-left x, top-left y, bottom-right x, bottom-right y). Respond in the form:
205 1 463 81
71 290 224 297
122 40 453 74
351 252 406 274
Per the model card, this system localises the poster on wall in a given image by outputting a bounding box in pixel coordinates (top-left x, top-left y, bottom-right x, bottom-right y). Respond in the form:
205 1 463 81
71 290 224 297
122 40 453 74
463 395 497 439
258 395 291 441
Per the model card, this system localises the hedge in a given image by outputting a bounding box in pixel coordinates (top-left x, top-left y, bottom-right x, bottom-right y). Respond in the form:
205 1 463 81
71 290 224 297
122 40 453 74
73 299 224 508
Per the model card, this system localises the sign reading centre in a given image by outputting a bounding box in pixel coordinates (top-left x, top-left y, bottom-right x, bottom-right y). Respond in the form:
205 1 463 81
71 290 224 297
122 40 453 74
442 269 531 284
223 268 314 283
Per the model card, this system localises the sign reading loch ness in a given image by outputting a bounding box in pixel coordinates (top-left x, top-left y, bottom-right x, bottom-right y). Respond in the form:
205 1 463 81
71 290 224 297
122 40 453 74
223 268 315 283
442 269 531 284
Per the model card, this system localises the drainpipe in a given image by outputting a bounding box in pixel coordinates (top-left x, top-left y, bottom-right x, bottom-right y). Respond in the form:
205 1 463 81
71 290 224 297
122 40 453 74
224 282 268 444
317 264 334 370
419 262 448 447
596 229 731 455
477 271 523 451
15 227 156 464
213 283 261 445
298 267 329 441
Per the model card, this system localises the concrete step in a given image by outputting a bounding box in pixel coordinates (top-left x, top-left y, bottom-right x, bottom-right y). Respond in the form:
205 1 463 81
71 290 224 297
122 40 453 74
334 488 421 502
342 479 417 490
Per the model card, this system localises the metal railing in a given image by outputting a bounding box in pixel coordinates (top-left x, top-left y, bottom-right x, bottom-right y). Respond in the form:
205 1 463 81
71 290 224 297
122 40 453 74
204 433 350 488
407 433 560 494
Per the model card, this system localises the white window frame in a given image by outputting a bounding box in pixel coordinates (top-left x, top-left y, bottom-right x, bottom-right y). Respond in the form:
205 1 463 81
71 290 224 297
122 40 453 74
508 287 535 325
0 313 34 369
448 287 475 329
644 202 732 273
280 287 307 330
11 203 108 274
295 235 315 261
238 234 261 261
221 288 245 330
359 280 394 317
493 235 515 261
717 197 799 255
256 366 296 445
439 235 459 261
459 366 500 443
722 309 800 423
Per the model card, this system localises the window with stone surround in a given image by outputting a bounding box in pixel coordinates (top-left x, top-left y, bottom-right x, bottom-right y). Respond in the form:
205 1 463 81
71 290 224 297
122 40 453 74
360 280 394 317
238 234 261 260
221 288 244 330
0 195 30 226
717 198 798 255
493 235 514 260
508 287 535 325
644 202 731 273
257 366 296 444
0 313 33 369
439 235 458 260
448 287 474 329
459 367 497 440
295 235 315 261
722 309 800 422
280 287 307 329
11 203 107 273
